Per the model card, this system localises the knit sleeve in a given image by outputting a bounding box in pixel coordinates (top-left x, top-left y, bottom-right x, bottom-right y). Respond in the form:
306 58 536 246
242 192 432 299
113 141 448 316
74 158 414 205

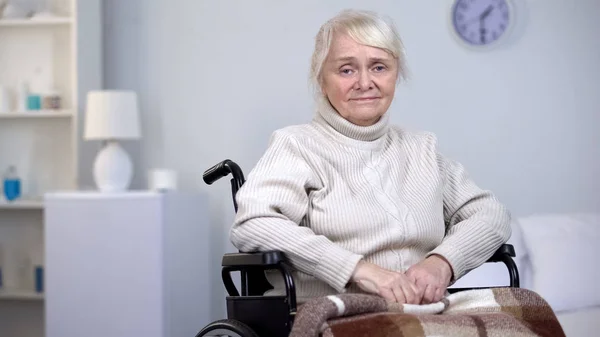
229 130 364 293
426 153 512 282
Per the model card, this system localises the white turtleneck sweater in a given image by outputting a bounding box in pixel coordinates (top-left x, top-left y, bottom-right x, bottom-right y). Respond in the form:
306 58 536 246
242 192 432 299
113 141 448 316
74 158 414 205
230 101 511 303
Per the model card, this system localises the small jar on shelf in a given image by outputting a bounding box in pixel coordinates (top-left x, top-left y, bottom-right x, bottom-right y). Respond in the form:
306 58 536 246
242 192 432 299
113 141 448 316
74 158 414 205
42 89 61 110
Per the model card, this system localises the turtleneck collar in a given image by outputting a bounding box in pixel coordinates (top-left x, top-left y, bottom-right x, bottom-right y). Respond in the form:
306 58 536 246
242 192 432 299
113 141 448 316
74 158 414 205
314 97 390 142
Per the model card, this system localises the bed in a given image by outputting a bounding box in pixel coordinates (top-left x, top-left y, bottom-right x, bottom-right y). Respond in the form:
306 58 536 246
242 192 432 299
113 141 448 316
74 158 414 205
556 306 600 337
451 212 600 337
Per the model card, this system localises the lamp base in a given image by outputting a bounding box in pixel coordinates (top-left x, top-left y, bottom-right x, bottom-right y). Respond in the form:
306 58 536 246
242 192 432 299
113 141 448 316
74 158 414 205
93 141 133 192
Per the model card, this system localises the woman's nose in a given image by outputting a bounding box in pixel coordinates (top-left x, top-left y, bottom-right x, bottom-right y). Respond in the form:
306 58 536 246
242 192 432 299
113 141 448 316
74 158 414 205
355 71 373 91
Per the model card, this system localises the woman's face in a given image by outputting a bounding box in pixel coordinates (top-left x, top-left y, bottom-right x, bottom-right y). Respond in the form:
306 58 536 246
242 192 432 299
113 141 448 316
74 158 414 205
321 33 398 126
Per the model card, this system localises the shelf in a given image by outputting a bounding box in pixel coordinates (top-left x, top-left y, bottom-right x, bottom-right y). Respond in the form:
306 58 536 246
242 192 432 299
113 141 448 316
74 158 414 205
0 199 44 210
0 17 72 27
0 110 73 119
0 289 44 301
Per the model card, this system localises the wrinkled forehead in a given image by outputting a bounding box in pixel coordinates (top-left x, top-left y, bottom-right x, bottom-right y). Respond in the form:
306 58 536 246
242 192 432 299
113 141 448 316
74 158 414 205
327 32 395 63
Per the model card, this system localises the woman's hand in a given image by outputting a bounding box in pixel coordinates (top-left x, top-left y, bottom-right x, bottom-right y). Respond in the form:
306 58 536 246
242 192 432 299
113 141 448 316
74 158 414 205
351 260 421 304
405 254 453 304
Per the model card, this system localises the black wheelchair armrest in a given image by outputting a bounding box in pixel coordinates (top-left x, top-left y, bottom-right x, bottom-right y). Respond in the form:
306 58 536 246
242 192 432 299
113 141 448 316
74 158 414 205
222 251 286 267
221 250 297 315
486 244 520 288
487 243 516 262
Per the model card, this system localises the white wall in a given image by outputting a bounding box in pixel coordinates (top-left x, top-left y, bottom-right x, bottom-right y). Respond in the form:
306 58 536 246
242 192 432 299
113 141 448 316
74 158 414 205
100 0 600 324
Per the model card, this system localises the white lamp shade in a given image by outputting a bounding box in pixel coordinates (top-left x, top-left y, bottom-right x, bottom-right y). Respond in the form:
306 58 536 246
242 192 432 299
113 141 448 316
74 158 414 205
84 90 141 140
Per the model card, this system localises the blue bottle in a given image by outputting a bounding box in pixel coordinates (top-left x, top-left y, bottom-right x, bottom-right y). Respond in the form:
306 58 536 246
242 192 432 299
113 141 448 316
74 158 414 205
35 266 44 293
3 166 21 201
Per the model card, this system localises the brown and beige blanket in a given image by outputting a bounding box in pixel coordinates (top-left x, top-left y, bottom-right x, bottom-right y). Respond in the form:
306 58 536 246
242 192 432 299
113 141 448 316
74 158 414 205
290 287 565 337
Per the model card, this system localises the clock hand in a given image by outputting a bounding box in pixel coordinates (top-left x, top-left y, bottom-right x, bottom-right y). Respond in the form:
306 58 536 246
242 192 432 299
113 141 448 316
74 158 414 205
479 21 486 44
480 5 493 20
479 6 493 44
464 5 494 25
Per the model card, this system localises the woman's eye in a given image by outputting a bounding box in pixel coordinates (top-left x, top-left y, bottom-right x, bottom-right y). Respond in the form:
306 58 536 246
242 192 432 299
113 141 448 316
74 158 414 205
374 65 386 72
340 68 353 75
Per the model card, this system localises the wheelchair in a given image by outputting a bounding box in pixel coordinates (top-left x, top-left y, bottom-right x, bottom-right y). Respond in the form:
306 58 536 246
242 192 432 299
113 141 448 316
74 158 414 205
195 159 520 337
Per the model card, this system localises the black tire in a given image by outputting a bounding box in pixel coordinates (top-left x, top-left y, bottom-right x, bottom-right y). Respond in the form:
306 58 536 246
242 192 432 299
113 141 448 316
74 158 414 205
196 319 259 337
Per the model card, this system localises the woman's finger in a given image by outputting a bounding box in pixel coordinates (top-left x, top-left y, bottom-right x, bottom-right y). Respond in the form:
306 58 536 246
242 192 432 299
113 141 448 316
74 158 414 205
402 281 417 304
409 279 423 304
379 287 397 303
422 284 436 304
434 286 446 303
413 278 426 303
392 285 406 304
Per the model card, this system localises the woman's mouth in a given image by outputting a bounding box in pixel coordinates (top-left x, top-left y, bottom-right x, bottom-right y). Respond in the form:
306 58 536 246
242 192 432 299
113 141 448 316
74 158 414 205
352 97 380 102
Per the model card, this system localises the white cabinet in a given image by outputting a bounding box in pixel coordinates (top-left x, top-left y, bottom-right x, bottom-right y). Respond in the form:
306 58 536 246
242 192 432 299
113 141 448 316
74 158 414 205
0 1 102 336
44 191 213 337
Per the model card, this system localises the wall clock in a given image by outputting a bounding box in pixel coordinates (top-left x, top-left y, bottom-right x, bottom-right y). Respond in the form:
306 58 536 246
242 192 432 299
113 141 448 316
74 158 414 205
450 0 515 49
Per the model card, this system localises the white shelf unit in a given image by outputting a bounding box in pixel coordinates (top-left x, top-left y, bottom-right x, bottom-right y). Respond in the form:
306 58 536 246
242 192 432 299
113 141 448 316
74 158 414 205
0 199 44 209
0 17 73 27
0 109 74 118
0 1 102 337
0 289 44 301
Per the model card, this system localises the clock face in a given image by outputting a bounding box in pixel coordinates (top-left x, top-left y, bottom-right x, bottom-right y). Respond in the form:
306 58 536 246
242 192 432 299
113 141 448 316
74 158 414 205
452 0 511 46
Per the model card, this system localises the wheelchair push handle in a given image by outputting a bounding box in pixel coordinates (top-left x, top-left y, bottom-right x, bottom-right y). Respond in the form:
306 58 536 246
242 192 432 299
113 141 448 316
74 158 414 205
203 159 246 212
203 159 245 186
203 160 233 185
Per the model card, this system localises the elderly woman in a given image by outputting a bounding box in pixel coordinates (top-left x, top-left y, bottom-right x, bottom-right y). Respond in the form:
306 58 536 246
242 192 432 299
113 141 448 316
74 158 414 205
230 9 511 305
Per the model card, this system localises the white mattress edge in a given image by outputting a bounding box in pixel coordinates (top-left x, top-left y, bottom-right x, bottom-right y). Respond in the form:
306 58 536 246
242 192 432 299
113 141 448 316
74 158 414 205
556 306 600 337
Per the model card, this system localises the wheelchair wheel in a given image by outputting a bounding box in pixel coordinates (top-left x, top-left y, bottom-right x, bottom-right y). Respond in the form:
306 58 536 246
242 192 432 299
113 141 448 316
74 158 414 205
196 319 259 337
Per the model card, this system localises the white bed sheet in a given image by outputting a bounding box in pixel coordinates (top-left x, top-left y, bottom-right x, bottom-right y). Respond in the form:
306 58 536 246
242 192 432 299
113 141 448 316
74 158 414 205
556 306 600 337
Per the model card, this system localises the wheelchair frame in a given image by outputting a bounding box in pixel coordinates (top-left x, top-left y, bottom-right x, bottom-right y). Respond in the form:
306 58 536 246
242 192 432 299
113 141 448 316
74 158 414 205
197 159 520 337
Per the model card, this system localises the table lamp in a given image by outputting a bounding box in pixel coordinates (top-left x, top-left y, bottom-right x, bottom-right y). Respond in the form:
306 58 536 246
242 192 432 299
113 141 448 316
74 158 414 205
84 90 141 192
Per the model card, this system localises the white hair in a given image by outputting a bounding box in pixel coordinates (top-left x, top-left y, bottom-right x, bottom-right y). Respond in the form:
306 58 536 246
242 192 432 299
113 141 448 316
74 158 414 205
309 9 408 98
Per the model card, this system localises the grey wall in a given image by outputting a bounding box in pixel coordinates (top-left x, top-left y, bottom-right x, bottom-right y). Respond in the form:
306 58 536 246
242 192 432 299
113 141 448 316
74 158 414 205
96 0 146 190
99 0 600 321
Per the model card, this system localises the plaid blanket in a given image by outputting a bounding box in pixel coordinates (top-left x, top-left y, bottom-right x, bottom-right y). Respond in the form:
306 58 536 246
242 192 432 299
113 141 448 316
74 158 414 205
290 287 565 337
